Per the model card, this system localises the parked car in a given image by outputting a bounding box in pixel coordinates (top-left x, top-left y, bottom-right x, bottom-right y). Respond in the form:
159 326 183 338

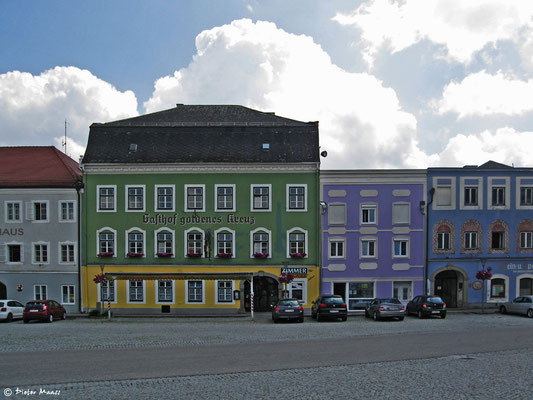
311 295 347 322
272 299 304 323
23 300 66 323
499 296 533 318
0 300 25 322
365 298 405 321
406 295 447 319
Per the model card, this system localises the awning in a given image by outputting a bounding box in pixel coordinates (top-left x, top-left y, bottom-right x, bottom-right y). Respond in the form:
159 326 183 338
105 272 254 281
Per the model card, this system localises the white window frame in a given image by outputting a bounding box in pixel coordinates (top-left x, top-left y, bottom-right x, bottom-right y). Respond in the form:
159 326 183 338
392 202 411 225
460 177 483 210
214 227 235 258
5 201 22 223
154 184 175 212
58 241 76 265
125 227 146 257
250 184 272 212
437 232 451 250
488 274 509 303
155 280 175 304
393 237 409 258
250 227 272 258
215 184 236 212
488 177 510 210
34 284 47 300
61 285 76 305
186 280 205 304
286 227 308 258
516 177 533 210
32 241 50 265
360 204 377 225
464 231 478 250
96 227 117 257
127 280 146 304
29 200 49 223
328 237 345 259
97 185 117 212
286 184 308 212
520 231 533 249
58 200 76 223
184 184 206 212
125 185 146 212
154 227 175 258
98 280 117 304
360 237 377 259
183 227 205 257
432 177 456 210
215 280 235 305
5 241 23 264
288 279 307 305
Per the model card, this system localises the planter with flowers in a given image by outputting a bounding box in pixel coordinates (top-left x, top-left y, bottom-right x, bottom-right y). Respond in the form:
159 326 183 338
186 251 202 258
253 252 269 259
217 252 232 259
476 269 493 311
278 272 295 299
290 252 307 259
97 252 114 258
127 252 144 258
156 252 173 258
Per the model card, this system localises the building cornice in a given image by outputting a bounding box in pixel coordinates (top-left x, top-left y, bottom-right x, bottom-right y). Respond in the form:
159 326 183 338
82 163 320 174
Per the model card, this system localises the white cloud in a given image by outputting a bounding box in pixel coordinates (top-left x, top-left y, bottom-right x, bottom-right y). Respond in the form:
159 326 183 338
145 19 424 169
0 66 138 161
433 127 533 167
334 0 533 66
436 70 533 118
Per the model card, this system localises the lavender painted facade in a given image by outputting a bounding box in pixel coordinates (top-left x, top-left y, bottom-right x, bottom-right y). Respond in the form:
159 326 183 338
320 170 427 312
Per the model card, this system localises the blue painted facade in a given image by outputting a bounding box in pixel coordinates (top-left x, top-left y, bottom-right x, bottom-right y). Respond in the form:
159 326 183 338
427 162 533 308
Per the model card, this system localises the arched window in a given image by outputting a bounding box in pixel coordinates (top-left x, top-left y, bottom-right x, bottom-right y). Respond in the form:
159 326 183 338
154 228 174 257
460 220 482 254
184 228 204 257
517 220 533 253
433 220 454 253
489 220 509 253
215 228 235 258
250 227 271 258
287 228 308 258
125 228 146 257
97 227 116 257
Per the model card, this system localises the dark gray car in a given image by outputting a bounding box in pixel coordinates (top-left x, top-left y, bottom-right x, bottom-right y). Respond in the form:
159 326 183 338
365 298 405 321
499 296 533 318
311 295 347 321
272 299 304 323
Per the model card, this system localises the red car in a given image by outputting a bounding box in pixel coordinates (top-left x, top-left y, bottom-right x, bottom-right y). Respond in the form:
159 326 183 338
23 300 66 323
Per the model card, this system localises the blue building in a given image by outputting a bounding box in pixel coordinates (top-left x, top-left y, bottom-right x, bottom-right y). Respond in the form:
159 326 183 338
427 161 533 309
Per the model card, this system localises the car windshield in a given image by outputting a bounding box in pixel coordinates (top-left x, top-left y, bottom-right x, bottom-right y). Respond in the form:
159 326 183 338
323 297 344 304
380 299 401 304
279 300 299 306
427 297 444 303
25 302 43 307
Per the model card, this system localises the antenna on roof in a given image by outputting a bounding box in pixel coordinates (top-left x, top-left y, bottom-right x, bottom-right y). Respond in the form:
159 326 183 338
62 119 67 155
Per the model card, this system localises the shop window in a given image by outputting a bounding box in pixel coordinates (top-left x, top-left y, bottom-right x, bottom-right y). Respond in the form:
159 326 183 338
490 278 506 299
348 282 374 310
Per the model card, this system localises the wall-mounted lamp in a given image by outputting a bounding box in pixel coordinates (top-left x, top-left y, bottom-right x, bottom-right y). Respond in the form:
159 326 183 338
320 151 328 158
319 201 327 215
419 200 426 214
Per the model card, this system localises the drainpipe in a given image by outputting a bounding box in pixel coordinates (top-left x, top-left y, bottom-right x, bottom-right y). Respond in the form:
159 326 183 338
424 188 436 295
74 179 84 313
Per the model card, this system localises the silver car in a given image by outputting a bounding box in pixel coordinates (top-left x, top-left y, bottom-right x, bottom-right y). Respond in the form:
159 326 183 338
499 296 533 318
365 298 405 321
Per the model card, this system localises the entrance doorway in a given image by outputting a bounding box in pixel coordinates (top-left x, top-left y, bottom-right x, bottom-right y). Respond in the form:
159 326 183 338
393 282 411 304
0 281 6 299
333 282 346 300
435 270 458 308
244 276 279 311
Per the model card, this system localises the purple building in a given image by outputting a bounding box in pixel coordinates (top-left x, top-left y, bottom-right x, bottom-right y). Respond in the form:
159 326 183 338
320 170 427 312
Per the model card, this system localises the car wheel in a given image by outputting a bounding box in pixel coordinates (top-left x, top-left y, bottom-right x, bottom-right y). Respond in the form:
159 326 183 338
440 312 446 319
500 306 507 314
527 309 533 318
316 312 321 322
6 313 13 323
61 312 66 320
48 314 54 323
23 318 29 323
373 311 379 321
398 317 404 321
417 310 424 319
341 316 347 321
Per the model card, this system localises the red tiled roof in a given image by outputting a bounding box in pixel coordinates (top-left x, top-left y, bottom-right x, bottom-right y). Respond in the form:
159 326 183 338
0 146 82 188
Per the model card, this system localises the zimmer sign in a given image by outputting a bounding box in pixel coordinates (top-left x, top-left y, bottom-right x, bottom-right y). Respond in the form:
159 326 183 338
281 267 308 276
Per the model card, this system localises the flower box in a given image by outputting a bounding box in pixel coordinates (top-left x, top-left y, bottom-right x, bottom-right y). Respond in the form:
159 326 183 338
290 252 307 259
476 270 493 280
97 252 113 258
186 252 202 258
217 252 232 258
253 252 269 259
127 252 144 258
156 252 173 258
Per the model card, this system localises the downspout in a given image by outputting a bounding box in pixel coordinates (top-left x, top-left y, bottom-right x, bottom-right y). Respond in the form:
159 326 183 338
75 179 84 313
424 187 435 295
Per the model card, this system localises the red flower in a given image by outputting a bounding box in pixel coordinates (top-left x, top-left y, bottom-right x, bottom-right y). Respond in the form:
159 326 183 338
253 252 269 259
290 252 307 259
186 251 202 258
279 272 295 284
476 270 493 280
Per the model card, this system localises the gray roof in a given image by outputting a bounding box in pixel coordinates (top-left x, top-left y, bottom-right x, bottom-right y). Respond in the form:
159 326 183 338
82 105 319 164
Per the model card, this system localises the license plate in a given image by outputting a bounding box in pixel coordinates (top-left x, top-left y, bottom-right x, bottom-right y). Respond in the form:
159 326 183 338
30 309 38 312
432 311 440 314
330 310 339 313
285 309 294 313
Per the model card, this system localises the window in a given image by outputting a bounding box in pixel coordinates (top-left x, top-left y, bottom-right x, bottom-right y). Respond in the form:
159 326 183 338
490 278 505 299
464 232 478 250
155 185 174 211
128 280 144 302
348 282 374 310
98 231 115 255
251 185 271 211
491 231 505 250
434 221 454 253
60 243 75 263
464 187 478 206
187 232 203 256
492 187 506 206
98 186 116 211
33 243 48 264
128 231 144 255
287 185 307 211
520 232 533 249
5 202 21 222
361 205 376 225
329 239 345 259
126 186 145 211
34 202 48 221
520 187 533 206
361 239 376 258
59 201 75 222
7 244 22 263
253 232 269 254
185 185 205 211
62 285 75 304
217 232 233 255
435 179 452 207
215 185 235 211
187 280 203 303
156 231 173 255
520 278 533 296
437 232 451 250
328 204 346 226
393 239 409 257
100 280 115 302
392 203 410 225
157 280 173 303
34 285 47 300
289 232 306 255
288 280 306 302
217 281 233 303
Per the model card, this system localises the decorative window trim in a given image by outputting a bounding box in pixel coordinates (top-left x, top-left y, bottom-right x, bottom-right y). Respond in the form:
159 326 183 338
215 280 235 305
154 227 175 258
516 177 533 210
286 184 308 212
97 280 117 304
155 279 175 304
432 177 456 210
517 220 533 253
31 241 50 265
516 274 533 298
125 227 146 258
250 227 272 258
96 227 117 258
125 185 146 213
460 220 482 254
250 184 272 212
61 285 76 305
487 177 510 210
488 219 509 254
459 177 483 210
286 227 308 258
487 274 509 303
288 278 307 305
97 185 117 213
214 227 236 258
433 220 455 254
4 201 23 223
184 184 206 212
185 280 205 304
392 237 410 258
4 241 24 264
328 237 346 260
360 203 377 225
184 227 205 258
58 241 77 265
58 200 76 223
214 184 236 212
154 184 175 212
360 237 377 259
126 280 146 304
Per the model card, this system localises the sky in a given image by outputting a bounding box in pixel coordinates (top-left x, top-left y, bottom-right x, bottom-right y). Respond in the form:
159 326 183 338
1 0 533 169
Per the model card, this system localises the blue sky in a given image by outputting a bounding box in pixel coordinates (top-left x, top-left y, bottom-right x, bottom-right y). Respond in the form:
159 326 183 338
1 0 533 169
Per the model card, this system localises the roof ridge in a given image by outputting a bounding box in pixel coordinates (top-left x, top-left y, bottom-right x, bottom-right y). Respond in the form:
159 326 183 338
50 146 81 182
